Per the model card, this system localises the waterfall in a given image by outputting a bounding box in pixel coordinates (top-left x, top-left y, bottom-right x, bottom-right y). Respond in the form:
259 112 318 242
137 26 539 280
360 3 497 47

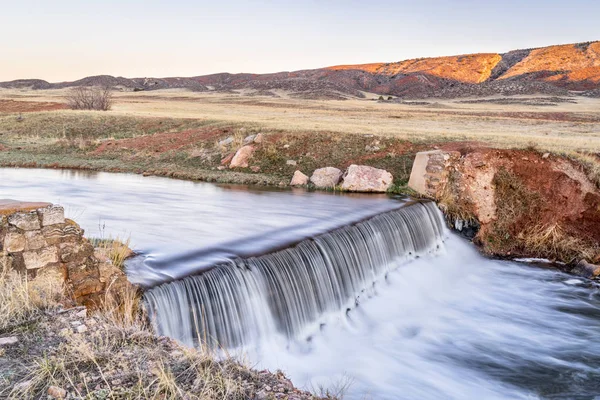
144 201 447 349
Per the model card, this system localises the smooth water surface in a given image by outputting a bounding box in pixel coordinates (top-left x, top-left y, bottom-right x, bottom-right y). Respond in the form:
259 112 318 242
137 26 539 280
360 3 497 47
3 168 600 400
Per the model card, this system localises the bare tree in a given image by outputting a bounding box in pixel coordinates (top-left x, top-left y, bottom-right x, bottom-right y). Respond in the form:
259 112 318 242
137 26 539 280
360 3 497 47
66 86 113 111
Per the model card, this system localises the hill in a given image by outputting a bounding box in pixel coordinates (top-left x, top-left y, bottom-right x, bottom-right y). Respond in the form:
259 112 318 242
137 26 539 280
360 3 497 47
1 41 599 99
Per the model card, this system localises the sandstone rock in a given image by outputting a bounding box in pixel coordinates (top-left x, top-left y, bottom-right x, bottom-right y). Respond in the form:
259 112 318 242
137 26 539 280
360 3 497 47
38 205 65 226
42 223 84 245
76 325 88 333
290 171 309 186
230 145 255 168
309 167 342 188
218 136 234 147
220 152 235 165
4 232 26 252
572 260 600 279
23 247 59 269
8 212 40 231
59 242 94 263
283 144 290 149
0 199 51 215
48 385 67 399
0 336 18 346
250 166 261 172
286 160 297 166
340 165 393 193
25 230 46 251
253 133 264 144
243 134 257 145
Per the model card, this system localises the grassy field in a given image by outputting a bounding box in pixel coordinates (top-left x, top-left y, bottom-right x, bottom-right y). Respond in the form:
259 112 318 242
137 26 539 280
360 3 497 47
1 88 599 189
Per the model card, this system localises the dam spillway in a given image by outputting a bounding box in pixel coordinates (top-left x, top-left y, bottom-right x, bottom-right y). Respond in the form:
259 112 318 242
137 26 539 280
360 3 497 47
143 201 446 348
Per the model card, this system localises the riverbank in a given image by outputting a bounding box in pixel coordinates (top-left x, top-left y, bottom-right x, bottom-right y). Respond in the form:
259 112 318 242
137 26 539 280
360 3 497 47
0 274 330 399
0 201 333 399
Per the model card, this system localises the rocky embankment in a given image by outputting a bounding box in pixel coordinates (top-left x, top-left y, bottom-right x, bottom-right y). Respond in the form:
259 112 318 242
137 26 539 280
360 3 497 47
408 148 600 275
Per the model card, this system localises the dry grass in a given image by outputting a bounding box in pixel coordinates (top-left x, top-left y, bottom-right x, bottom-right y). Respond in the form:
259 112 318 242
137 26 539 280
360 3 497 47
92 236 133 270
521 223 599 263
484 168 542 253
2 89 600 153
0 264 63 333
437 170 478 228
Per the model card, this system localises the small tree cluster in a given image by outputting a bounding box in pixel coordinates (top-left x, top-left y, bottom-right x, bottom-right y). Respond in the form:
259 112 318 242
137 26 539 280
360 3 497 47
66 86 113 111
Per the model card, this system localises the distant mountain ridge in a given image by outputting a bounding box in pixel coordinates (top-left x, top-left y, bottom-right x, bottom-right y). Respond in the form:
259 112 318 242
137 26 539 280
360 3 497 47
2 41 599 99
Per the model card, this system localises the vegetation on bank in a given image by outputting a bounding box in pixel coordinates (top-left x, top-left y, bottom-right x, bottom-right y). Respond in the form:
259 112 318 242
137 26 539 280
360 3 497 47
0 112 422 190
1 110 599 263
0 264 332 399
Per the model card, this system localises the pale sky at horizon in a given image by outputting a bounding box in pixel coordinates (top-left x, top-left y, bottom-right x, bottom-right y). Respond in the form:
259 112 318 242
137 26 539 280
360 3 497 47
1 0 599 82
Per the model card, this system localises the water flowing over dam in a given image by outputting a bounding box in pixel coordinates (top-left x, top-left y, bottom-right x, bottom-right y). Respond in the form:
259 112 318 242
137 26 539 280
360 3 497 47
4 168 600 400
144 202 445 348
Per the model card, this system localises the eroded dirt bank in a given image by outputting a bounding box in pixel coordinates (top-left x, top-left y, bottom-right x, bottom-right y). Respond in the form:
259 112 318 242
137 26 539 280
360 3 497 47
418 146 600 266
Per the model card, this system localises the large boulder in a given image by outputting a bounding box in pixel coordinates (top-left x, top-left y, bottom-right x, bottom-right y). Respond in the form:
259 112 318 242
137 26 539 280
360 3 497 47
310 167 342 188
229 145 255 169
290 170 309 186
340 165 393 193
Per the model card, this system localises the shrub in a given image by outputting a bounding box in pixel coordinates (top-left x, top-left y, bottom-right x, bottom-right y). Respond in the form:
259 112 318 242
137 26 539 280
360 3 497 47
66 86 113 111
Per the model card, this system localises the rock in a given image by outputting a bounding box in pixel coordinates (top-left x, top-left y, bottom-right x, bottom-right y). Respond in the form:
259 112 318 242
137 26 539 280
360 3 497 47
25 231 46 251
340 165 393 192
8 211 40 231
217 166 226 171
283 144 290 149
218 136 234 147
253 133 264 144
250 166 261 172
542 153 550 159
76 309 87 318
0 336 18 346
23 247 59 269
4 232 26 252
243 134 257 145
76 325 88 334
290 171 309 186
220 152 235 166
48 385 67 399
230 145 255 169
38 205 65 226
571 260 600 279
286 160 297 166
310 167 342 188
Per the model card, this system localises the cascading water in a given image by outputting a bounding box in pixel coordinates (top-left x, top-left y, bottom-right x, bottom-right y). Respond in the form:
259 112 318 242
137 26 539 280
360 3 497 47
144 201 446 348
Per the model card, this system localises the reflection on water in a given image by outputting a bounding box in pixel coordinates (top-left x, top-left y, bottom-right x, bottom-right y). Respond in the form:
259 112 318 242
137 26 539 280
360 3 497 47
3 168 600 399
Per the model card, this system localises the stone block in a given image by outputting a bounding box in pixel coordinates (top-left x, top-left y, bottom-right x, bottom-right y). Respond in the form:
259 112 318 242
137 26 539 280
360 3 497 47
42 223 84 245
59 242 94 263
23 247 59 270
38 205 65 227
408 150 460 198
8 212 40 231
25 231 47 251
4 232 26 252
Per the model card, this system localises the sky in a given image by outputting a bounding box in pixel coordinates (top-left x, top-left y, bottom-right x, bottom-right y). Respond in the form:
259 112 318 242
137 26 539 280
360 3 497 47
1 0 599 82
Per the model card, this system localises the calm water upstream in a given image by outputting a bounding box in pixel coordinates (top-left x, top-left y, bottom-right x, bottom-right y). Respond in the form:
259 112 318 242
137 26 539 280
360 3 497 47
2 168 600 400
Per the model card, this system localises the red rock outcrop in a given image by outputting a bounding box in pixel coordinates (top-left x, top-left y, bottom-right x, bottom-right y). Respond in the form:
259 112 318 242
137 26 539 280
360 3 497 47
409 149 600 263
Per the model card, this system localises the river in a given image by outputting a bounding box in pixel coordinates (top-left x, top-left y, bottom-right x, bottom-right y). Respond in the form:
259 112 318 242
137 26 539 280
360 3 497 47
2 168 600 400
